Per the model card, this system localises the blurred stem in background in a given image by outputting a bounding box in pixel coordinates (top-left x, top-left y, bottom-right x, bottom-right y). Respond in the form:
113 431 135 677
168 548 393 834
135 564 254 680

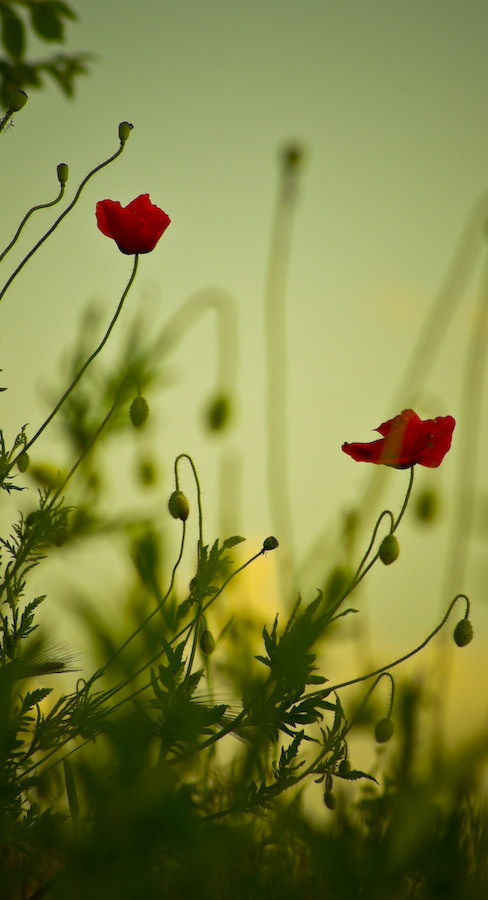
264 143 305 601
152 287 240 537
442 237 488 599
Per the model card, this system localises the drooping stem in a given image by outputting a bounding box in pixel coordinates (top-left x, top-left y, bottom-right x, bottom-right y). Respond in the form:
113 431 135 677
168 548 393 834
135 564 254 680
0 135 128 305
174 453 204 557
0 182 66 265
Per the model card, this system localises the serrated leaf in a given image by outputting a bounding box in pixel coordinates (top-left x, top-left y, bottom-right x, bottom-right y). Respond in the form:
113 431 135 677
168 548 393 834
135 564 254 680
223 535 246 549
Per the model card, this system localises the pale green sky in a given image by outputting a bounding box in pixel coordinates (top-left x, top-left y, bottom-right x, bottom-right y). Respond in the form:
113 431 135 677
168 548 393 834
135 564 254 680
1 0 488 648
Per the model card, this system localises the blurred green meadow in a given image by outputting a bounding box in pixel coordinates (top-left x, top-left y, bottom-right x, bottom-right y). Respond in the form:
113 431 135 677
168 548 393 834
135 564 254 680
2 2 488 897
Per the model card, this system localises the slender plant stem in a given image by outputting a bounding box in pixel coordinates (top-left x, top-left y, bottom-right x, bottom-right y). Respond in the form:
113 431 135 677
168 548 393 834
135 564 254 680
0 136 127 305
15 254 139 462
174 453 204 556
264 147 304 599
0 183 66 264
322 593 469 695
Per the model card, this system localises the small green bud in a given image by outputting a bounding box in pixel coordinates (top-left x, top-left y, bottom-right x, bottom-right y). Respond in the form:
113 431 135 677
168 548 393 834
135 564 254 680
138 459 157 486
282 143 305 168
323 791 336 810
53 527 68 547
25 511 38 527
129 396 149 428
119 121 133 142
168 490 190 521
338 759 351 776
200 629 215 655
206 394 231 431
453 618 473 647
416 489 438 522
379 534 399 565
263 536 279 552
17 452 29 473
375 717 394 743
8 90 28 112
57 163 69 185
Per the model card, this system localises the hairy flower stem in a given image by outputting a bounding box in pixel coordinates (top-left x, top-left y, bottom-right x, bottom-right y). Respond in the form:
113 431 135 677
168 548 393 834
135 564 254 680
326 466 414 622
47 375 141 508
0 136 128 305
12 254 139 465
0 183 66 264
174 453 204 557
318 594 470 695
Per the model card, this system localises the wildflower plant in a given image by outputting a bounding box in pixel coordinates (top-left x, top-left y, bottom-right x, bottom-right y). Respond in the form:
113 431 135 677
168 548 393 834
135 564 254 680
0 93 484 900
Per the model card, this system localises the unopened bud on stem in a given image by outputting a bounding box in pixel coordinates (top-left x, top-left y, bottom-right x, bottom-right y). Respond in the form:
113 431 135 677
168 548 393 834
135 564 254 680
57 163 69 185
8 90 28 112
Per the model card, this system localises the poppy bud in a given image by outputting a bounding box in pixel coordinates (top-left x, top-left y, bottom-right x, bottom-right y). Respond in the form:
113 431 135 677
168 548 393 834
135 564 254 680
119 121 133 142
453 618 473 647
8 89 28 112
416 489 438 522
129 396 149 428
25 511 38 527
57 163 69 185
338 759 351 776
379 534 399 565
263 536 279 552
200 629 215 655
168 490 190 521
17 452 29 473
53 527 68 547
323 791 336 810
206 395 231 431
374 717 394 743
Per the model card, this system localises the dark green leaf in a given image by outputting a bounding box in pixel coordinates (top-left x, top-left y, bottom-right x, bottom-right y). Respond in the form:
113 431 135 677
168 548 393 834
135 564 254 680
1 8 25 59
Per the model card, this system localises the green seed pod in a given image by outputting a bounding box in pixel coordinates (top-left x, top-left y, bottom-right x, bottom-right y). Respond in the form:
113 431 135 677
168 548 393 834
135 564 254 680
57 163 69 185
17 452 29 473
129 396 149 428
374 717 394 743
379 534 399 565
119 121 133 142
323 791 336 810
168 490 190 521
206 395 231 431
53 527 69 547
8 89 28 112
200 629 215 655
338 759 351 777
263 536 279 552
453 618 473 647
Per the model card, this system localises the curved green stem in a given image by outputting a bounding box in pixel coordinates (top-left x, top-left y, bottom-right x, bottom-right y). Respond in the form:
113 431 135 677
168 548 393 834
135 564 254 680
326 467 415 622
12 254 139 466
342 672 395 741
174 453 204 557
0 183 66 265
47 374 141 509
323 593 470 695
0 137 127 305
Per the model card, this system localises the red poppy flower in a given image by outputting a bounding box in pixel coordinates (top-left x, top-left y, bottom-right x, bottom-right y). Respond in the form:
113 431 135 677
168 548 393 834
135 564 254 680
342 409 455 469
96 194 170 254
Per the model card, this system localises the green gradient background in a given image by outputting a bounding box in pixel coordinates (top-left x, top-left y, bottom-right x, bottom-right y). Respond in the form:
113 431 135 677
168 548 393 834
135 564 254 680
1 0 488 658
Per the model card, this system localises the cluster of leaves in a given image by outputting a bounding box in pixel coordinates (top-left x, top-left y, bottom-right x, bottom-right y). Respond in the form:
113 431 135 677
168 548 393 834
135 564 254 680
0 0 91 106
